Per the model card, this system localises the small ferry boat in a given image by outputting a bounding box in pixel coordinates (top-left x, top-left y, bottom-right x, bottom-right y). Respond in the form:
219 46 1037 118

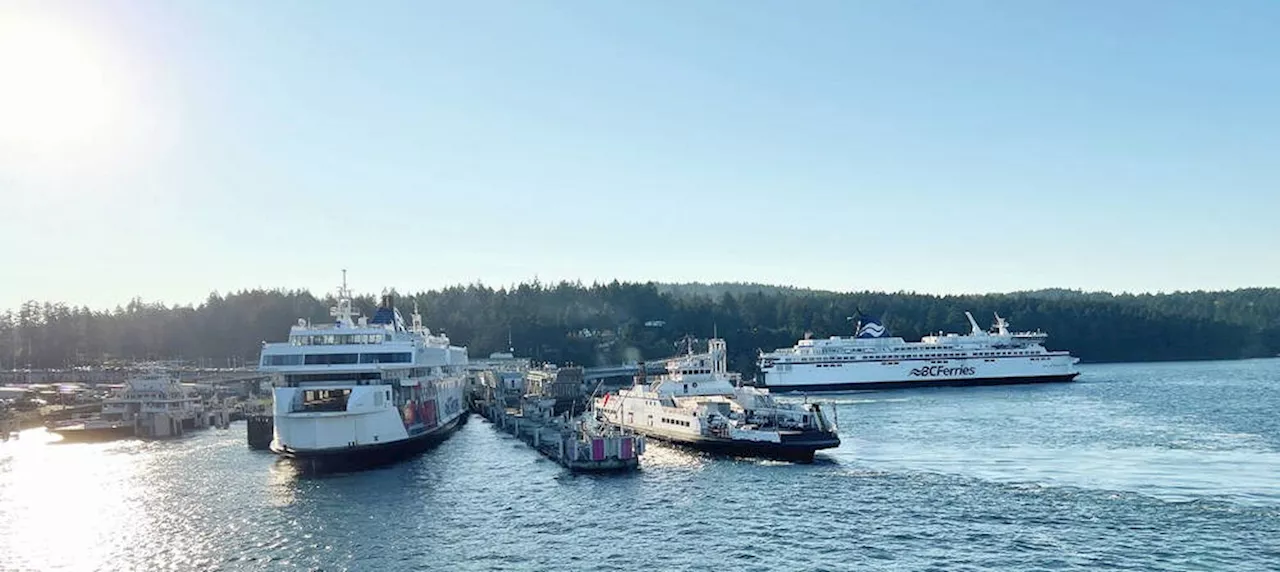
595 338 839 462
756 312 1080 392
47 370 205 442
258 274 469 468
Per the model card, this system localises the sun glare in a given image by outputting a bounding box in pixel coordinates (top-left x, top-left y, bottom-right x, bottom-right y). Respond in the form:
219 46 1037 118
0 13 131 164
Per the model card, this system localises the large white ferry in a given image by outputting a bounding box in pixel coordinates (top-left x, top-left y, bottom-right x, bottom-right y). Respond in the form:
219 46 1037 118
595 338 839 462
259 276 468 467
757 312 1079 392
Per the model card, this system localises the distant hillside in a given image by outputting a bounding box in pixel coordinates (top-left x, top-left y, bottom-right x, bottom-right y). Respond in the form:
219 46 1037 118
657 282 840 298
3 283 1279 375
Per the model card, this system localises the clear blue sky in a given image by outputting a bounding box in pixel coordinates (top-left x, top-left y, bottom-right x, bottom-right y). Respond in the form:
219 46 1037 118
2 0 1277 309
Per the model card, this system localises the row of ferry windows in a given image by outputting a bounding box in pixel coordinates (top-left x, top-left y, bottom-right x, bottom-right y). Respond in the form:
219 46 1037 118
262 352 413 366
789 351 1036 362
116 392 180 399
661 418 691 427
284 368 438 383
291 334 389 345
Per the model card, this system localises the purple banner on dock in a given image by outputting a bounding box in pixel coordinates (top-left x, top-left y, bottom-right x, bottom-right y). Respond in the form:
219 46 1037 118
620 437 633 459
591 438 605 461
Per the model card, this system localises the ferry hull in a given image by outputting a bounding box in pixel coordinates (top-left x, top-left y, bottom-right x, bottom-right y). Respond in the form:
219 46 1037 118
636 428 840 463
761 373 1079 393
275 413 469 471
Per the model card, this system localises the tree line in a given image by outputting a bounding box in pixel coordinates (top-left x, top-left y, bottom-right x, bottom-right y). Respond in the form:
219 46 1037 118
2 282 1278 376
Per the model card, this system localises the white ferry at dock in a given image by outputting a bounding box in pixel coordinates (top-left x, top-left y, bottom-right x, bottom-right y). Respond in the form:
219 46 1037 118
46 369 212 442
596 338 840 462
258 275 468 468
756 312 1079 392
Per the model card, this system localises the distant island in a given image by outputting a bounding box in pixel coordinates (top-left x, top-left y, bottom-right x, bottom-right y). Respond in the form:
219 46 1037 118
2 281 1278 375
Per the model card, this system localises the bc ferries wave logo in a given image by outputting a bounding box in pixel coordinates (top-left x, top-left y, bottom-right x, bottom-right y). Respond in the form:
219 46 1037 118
909 365 977 377
856 320 887 339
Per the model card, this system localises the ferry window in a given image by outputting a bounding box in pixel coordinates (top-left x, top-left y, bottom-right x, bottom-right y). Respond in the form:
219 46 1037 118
286 372 381 384
303 353 359 365
263 354 303 366
300 389 351 412
359 352 412 364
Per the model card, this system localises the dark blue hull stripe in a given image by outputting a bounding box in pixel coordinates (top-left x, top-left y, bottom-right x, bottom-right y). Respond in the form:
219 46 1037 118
276 412 469 470
760 373 1079 393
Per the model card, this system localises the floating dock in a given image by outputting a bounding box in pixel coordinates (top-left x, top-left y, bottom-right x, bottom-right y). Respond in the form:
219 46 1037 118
478 397 643 472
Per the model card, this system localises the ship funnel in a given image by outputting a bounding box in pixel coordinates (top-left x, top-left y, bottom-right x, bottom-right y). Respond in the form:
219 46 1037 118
964 311 983 335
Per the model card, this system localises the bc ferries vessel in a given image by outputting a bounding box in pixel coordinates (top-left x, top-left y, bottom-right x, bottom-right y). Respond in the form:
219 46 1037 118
259 277 468 467
47 370 208 442
757 312 1079 392
595 338 839 462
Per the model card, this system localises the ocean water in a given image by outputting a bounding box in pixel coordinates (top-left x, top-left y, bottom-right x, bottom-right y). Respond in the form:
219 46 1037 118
2 359 1279 571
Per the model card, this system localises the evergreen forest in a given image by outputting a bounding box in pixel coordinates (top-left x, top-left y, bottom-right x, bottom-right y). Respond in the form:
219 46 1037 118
3 282 1279 376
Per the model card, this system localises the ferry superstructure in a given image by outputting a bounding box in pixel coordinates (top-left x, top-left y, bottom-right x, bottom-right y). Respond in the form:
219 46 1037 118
47 370 214 441
757 312 1079 392
595 338 839 462
258 277 468 466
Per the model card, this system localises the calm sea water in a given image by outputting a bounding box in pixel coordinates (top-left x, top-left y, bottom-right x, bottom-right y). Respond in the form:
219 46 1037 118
3 360 1279 571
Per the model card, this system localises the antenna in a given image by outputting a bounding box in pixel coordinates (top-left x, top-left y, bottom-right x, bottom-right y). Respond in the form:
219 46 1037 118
330 269 357 326
411 300 425 334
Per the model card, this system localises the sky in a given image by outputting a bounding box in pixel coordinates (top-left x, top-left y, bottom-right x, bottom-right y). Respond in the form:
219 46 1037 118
1 0 1278 310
